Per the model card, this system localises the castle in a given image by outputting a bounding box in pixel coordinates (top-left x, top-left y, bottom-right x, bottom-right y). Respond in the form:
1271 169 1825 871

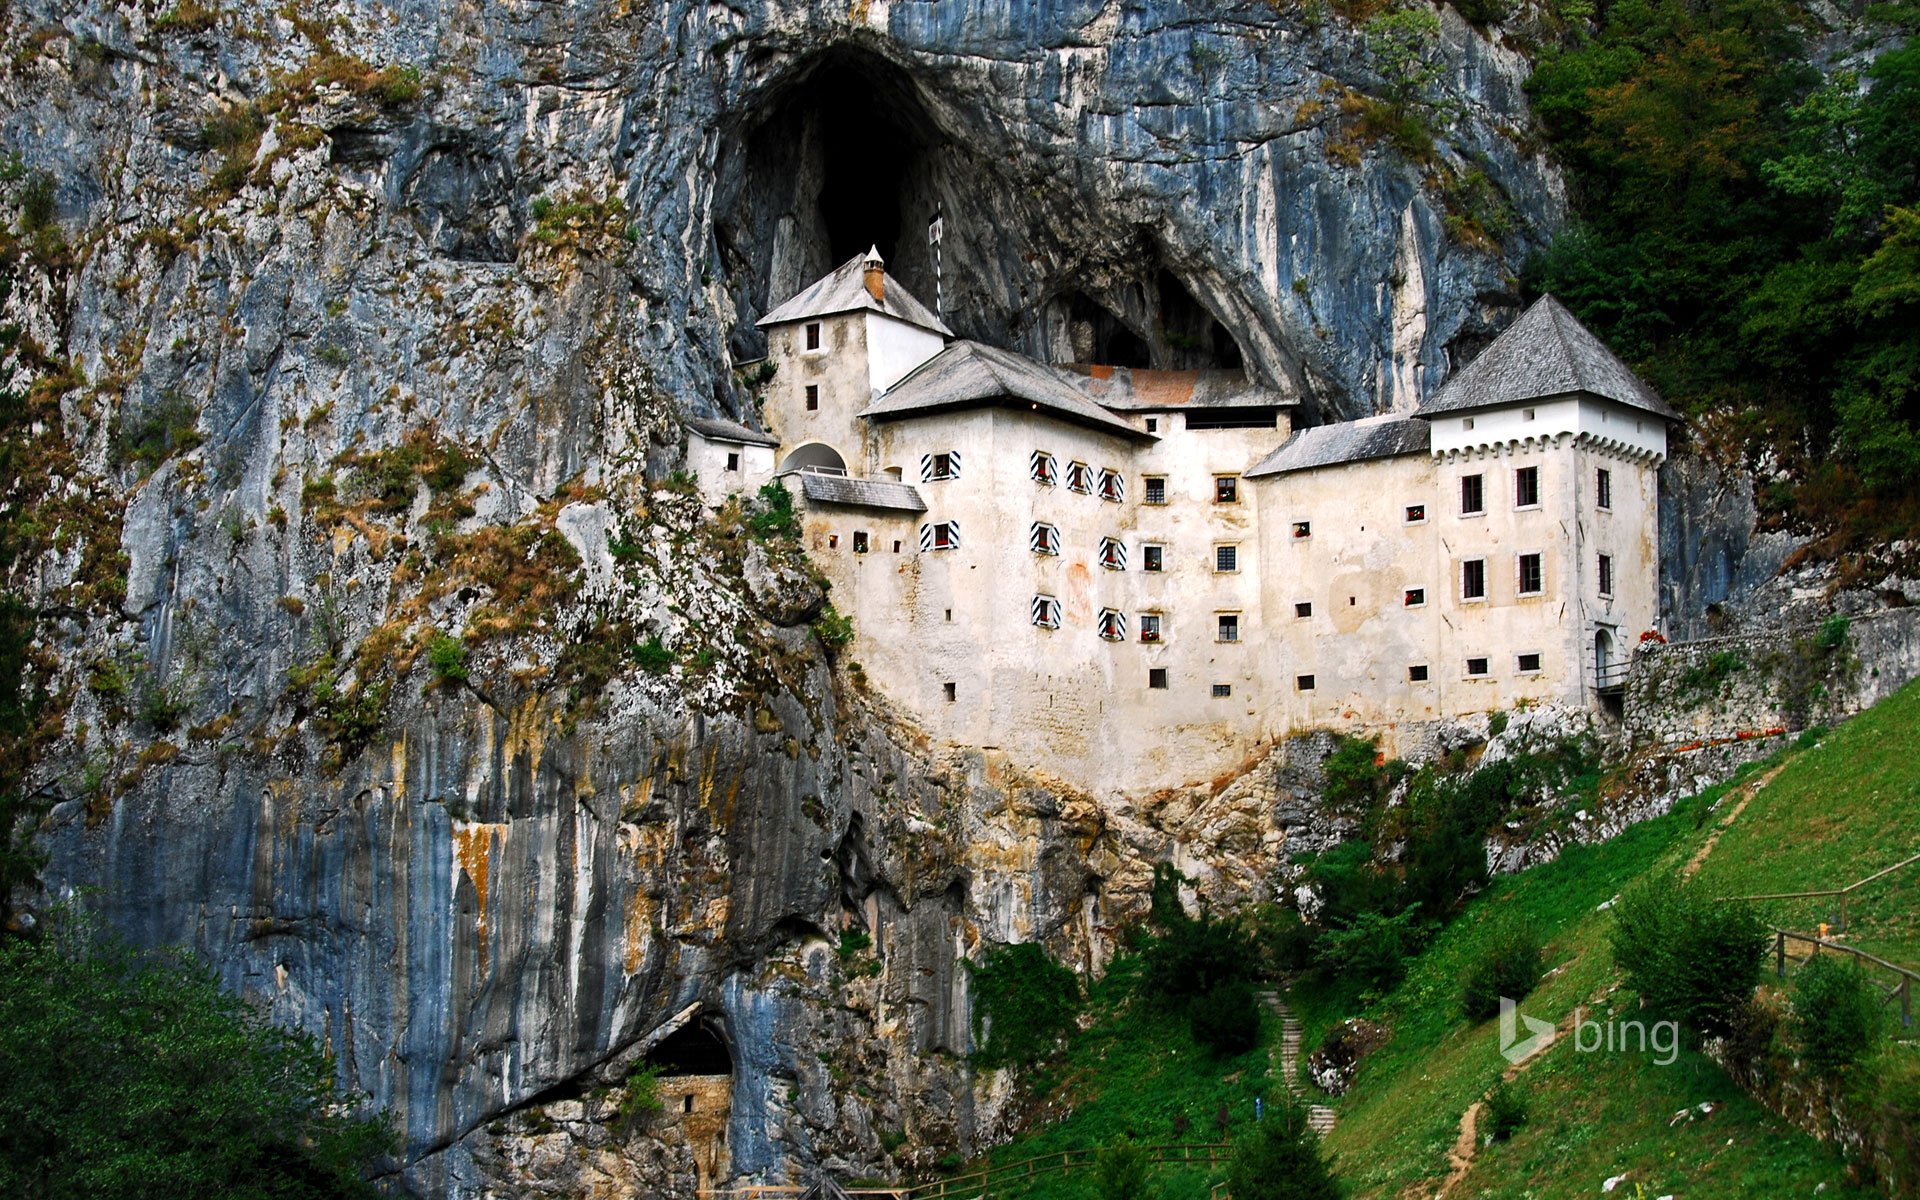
692 250 1676 791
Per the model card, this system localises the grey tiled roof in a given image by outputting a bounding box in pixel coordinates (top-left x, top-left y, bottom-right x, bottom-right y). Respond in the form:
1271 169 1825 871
796 472 927 513
1418 295 1679 420
1067 365 1299 411
860 341 1152 441
686 416 778 447
1246 414 1430 478
756 252 953 337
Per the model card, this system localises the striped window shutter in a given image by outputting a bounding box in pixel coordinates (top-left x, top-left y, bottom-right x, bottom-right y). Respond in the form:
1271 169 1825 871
947 520 960 549
919 523 934 551
920 454 933 483
1031 595 1059 628
1100 538 1128 570
921 451 961 481
948 449 960 479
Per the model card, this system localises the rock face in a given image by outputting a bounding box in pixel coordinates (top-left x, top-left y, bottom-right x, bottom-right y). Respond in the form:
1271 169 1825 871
0 1 1682 1197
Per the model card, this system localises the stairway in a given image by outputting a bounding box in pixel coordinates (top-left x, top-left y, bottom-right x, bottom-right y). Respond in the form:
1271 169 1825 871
1257 990 1337 1134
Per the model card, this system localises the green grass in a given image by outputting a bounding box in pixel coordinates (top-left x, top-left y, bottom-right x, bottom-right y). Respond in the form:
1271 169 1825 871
964 681 1920 1199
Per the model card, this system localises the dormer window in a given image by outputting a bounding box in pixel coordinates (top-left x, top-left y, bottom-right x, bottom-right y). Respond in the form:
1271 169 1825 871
1031 451 1057 486
805 322 821 351
1066 461 1093 494
1097 468 1124 503
1030 522 1060 556
922 451 960 482
1098 609 1126 641
1098 537 1127 571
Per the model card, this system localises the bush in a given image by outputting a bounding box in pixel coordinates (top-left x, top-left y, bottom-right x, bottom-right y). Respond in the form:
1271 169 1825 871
746 481 799 540
1139 907 1259 1005
0 922 391 1199
615 1064 663 1134
1610 878 1767 1040
1092 1137 1154 1200
1460 926 1544 1021
1250 903 1316 975
1322 735 1397 809
1191 980 1262 1058
967 942 1082 1069
633 635 673 674
1791 954 1882 1077
426 633 468 684
1483 1079 1528 1141
812 605 854 652
1815 614 1851 653
1225 1101 1343 1200
1314 905 1425 994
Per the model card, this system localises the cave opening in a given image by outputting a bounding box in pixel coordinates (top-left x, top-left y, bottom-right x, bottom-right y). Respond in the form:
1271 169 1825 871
1157 269 1243 370
645 1021 734 1077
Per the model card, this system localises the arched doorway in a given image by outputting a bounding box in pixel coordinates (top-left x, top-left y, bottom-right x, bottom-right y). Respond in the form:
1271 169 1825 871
780 442 847 475
643 1020 735 1192
1594 628 1614 683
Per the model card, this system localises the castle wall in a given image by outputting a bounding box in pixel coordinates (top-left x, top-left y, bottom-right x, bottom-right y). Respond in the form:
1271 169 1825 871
687 433 775 507
763 312 870 470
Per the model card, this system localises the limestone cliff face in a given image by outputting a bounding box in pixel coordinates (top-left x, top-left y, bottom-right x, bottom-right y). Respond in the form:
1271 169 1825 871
3 1 1592 1195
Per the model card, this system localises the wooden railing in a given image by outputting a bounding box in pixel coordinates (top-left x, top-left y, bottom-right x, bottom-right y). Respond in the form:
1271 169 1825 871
697 1143 1232 1200
1769 928 1917 1028
1719 849 1920 933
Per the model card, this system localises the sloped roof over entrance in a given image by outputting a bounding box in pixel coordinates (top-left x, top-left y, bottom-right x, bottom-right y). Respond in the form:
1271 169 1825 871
797 472 927 513
1417 295 1678 421
757 252 953 337
861 341 1153 441
1247 413 1430 478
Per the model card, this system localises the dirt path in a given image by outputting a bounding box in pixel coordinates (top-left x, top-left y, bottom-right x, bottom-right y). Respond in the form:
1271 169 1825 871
1682 761 1786 880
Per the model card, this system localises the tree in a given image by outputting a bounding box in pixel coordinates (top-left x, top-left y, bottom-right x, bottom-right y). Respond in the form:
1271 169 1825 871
1225 1101 1343 1200
0 921 393 1199
1092 1137 1154 1200
967 942 1082 1069
1609 878 1767 1041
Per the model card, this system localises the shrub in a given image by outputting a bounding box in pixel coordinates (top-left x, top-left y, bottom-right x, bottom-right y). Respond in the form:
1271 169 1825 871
812 605 854 652
1815 614 1851 653
633 635 673 674
615 1064 663 1134
968 942 1082 1069
113 392 203 469
1791 954 1881 1077
1322 735 1396 809
1251 903 1316 975
1610 879 1767 1040
1225 1100 1343 1200
1092 1137 1154 1200
1460 926 1544 1021
1191 980 1262 1058
746 481 799 540
426 633 468 685
1314 906 1425 994
1483 1079 1528 1141
1140 907 1259 1004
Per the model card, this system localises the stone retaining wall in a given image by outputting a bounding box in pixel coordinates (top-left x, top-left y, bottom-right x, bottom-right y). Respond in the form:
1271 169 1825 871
1626 608 1920 745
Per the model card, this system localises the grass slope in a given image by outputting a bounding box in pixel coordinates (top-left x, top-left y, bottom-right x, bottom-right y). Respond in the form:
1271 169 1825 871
962 680 1920 1199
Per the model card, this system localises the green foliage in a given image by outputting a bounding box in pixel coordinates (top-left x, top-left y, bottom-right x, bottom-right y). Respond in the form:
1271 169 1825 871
1459 925 1544 1021
1483 1079 1529 1142
1139 865 1261 1006
17 170 54 232
1363 6 1444 108
1225 1101 1344 1200
426 633 468 684
1816 614 1851 653
1610 877 1767 1040
746 481 799 541
1091 1136 1154 1200
615 1065 664 1133
1676 649 1747 701
1790 954 1882 1077
1321 735 1403 810
812 604 854 652
0 921 391 1198
968 942 1082 1069
1314 905 1426 995
1190 980 1262 1058
633 635 674 674
0 595 45 929
113 392 203 470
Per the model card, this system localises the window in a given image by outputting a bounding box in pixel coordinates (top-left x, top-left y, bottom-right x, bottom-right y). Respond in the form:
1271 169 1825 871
1405 503 1426 524
1145 417 1159 434
1404 587 1425 607
1139 613 1162 643
805 322 821 350
1098 609 1126 641
892 539 902 553
1596 468 1613 510
1214 475 1239 504
1066 461 1093 494
1098 537 1127 571
805 384 819 411
1143 476 1167 505
1462 558 1487 600
1466 656 1490 677
852 531 869 553
1142 544 1164 572
828 534 839 549
1031 594 1061 629
1297 674 1315 691
1517 652 1542 673
1515 466 1540 508
1463 417 1476 431
1461 473 1485 515
1292 521 1311 540
1517 552 1544 595
1031 451 1057 486
1408 664 1429 682
1149 667 1169 689
922 451 960 482
1029 522 1060 556
1295 601 1312 618
1098 468 1124 503
1215 544 1239 573
1523 407 1536 422
1217 613 1240 643
1211 683 1233 698
944 681 957 702
684 1095 695 1114
920 521 960 551
725 452 740 471
1598 553 1614 597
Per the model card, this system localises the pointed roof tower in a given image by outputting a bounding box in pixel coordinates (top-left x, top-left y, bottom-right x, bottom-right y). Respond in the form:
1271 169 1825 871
1416 295 1677 421
757 251 953 337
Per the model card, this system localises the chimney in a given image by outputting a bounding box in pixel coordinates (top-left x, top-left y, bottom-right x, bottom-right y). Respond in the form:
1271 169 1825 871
862 245 885 302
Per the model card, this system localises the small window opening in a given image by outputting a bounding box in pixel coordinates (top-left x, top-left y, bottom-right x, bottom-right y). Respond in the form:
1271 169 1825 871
943 682 957 702
1596 468 1613 510
1217 613 1240 643
827 534 839 549
1215 544 1238 573
1143 476 1167 505
1148 668 1169 689
1142 544 1164 573
1292 521 1311 539
805 384 819 410
1461 474 1485 515
1462 559 1487 600
1515 466 1540 508
726 452 740 471
852 531 869 553
1518 652 1543 673
1139 613 1162 643
1598 553 1614 597
1408 664 1429 682
805 323 821 350
1405 588 1425 607
1295 601 1312 618
1211 683 1232 698
1214 475 1239 504
1405 503 1426 523
1145 417 1159 433
1466 656 1490 677
1296 674 1315 691
1518 552 1544 595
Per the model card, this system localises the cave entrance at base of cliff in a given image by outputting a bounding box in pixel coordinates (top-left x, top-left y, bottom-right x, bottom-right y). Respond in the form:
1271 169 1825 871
1055 269 1248 371
646 1020 734 1078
